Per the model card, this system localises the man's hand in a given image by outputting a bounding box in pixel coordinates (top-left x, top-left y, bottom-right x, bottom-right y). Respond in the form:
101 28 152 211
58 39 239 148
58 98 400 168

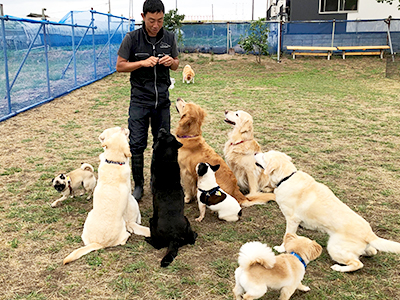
158 55 174 67
142 56 160 68
159 55 179 71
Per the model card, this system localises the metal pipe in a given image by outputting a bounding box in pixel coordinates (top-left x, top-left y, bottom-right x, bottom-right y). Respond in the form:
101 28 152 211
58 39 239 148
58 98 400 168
1 4 12 114
60 20 93 79
42 21 51 97
226 22 229 54
91 10 97 79
71 11 77 86
108 13 111 72
277 18 281 62
331 19 336 47
385 16 394 62
8 24 43 91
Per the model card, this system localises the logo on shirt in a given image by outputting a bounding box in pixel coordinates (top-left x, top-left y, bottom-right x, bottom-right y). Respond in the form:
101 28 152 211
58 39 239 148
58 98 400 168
160 42 171 49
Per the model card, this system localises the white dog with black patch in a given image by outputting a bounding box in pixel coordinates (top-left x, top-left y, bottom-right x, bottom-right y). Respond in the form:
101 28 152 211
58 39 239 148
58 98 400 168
195 162 242 222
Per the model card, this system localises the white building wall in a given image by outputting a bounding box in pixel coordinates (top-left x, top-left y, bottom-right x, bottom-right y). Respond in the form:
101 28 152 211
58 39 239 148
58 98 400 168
347 0 400 20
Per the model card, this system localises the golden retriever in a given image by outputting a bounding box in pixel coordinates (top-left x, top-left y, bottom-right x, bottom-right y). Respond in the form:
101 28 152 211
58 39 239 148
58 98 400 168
233 233 322 300
254 150 400 272
224 110 271 195
182 64 195 84
175 98 275 207
63 127 150 264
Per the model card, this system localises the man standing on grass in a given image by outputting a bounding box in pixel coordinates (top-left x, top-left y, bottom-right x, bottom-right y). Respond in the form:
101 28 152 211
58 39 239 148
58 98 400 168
116 0 179 200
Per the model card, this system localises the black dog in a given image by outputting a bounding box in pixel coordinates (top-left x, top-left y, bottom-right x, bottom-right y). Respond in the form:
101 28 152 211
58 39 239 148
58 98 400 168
145 128 197 267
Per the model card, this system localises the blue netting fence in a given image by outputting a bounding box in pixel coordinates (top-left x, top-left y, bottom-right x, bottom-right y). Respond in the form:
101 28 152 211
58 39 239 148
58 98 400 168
0 10 134 122
1 14 399 122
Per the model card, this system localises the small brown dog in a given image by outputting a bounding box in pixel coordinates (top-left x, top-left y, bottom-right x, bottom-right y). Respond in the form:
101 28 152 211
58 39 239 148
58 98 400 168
233 233 322 300
51 163 96 207
182 64 195 84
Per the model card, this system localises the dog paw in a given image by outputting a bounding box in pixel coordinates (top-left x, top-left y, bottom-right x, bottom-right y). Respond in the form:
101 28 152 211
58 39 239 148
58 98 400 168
274 245 285 253
331 264 346 272
195 216 203 222
298 284 310 292
184 197 192 203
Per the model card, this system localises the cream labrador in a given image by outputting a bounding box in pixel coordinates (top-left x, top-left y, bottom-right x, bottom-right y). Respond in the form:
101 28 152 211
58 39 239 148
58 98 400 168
224 110 270 195
254 150 400 272
63 127 150 264
233 233 322 300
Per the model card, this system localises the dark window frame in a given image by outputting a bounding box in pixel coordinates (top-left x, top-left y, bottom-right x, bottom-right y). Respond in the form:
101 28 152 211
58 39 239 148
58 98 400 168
319 0 358 14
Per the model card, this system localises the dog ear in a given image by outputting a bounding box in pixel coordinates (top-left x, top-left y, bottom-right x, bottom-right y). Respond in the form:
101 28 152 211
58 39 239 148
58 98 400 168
197 163 208 176
122 127 129 138
264 154 279 175
308 241 323 260
99 132 105 143
239 117 253 134
197 106 206 123
179 113 192 129
175 140 183 149
284 232 297 244
123 144 132 158
210 164 220 172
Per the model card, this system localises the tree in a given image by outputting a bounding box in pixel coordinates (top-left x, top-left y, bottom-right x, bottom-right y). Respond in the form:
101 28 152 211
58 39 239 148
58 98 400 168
164 9 185 51
238 18 269 64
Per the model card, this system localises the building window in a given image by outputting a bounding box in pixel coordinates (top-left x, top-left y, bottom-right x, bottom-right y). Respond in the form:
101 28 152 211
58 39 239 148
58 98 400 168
320 0 358 13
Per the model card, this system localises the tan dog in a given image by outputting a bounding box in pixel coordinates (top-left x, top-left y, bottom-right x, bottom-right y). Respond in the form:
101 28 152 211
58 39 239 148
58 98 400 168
182 64 195 84
255 150 400 272
233 233 322 300
51 163 96 207
224 110 270 195
63 127 150 264
175 97 275 207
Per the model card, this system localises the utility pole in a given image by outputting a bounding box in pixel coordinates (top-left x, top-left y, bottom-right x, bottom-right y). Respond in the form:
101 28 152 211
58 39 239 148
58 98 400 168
108 0 111 14
252 0 254 20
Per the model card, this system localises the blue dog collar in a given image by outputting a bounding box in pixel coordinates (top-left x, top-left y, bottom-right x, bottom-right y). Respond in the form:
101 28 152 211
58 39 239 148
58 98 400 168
290 252 307 269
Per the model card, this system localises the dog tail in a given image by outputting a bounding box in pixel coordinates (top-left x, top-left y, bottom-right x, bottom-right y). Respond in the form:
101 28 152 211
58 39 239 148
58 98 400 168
161 240 180 268
369 234 400 253
81 163 94 173
63 243 103 265
241 192 275 207
129 223 151 237
238 241 276 270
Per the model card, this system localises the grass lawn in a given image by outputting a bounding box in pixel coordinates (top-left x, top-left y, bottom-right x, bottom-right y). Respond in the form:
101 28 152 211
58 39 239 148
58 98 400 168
0 53 400 300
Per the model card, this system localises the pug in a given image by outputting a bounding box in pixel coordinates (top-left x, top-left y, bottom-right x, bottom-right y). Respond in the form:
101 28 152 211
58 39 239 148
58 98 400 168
51 163 96 207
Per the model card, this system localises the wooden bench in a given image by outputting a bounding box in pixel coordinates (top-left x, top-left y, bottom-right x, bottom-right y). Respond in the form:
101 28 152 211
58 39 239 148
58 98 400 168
337 46 390 59
286 46 337 60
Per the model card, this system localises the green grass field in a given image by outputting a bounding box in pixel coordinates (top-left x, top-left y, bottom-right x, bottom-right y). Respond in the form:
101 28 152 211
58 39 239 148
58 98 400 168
0 53 399 300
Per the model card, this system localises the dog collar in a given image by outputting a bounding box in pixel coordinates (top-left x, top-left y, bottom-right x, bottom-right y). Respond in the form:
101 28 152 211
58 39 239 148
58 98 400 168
230 140 249 146
66 176 72 193
290 252 307 269
177 134 198 139
276 171 296 188
105 159 125 166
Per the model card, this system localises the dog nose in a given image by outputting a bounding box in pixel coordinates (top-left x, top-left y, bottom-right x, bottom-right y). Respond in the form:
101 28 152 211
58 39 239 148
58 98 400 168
225 110 228 114
177 97 182 102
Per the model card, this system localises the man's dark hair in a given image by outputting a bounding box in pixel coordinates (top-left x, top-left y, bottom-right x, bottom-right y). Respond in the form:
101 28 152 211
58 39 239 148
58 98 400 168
143 0 165 15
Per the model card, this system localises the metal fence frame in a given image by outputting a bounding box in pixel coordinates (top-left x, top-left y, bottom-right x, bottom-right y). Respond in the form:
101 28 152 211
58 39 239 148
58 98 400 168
0 10 133 122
